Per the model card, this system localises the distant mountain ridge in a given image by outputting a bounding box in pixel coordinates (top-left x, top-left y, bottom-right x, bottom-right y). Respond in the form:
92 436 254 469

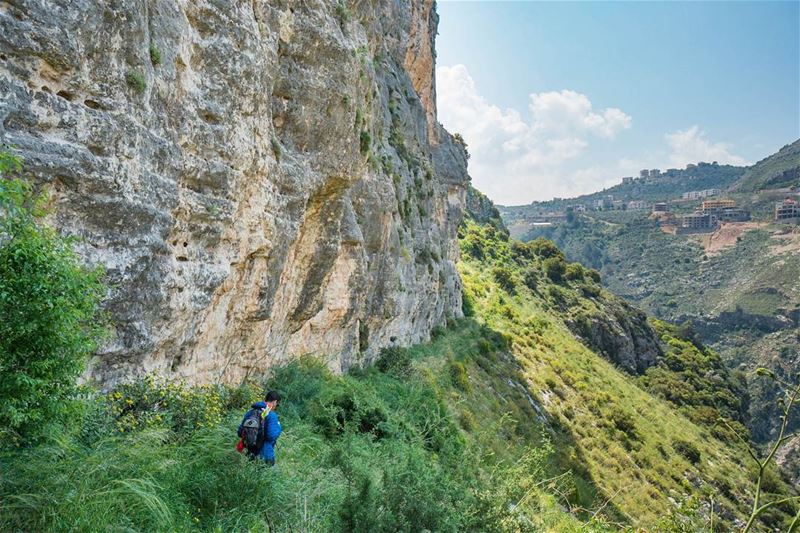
501 162 746 218
501 139 800 220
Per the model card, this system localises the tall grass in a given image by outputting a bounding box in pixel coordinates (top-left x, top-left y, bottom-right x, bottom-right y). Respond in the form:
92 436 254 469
1 344 608 532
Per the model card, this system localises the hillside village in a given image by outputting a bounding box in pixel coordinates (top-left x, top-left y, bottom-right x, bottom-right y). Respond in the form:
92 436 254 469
503 160 800 240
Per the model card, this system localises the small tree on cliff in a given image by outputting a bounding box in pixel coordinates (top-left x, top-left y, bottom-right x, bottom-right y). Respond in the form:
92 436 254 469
0 151 106 446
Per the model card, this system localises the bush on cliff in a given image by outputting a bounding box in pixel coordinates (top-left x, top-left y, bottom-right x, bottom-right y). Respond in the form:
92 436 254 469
0 152 106 446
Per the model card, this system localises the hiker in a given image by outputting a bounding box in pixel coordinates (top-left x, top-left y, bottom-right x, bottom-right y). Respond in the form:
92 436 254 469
237 390 282 465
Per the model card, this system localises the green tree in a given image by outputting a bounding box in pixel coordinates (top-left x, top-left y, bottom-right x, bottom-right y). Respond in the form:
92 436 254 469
0 151 106 445
543 256 567 283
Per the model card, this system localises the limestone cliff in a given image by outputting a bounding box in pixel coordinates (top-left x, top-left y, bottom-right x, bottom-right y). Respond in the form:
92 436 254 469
0 0 468 385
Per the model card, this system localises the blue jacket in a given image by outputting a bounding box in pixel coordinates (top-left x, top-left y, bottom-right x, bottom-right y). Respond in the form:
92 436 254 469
237 401 282 461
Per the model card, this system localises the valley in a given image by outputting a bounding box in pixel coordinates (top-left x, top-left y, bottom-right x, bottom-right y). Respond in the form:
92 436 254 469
501 142 800 481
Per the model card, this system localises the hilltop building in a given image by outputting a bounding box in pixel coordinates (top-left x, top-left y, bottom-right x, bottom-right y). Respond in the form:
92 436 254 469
775 198 800 223
700 199 750 222
679 212 718 233
652 202 669 213
592 195 615 210
717 208 751 222
525 212 567 224
627 200 648 210
622 176 634 184
701 199 736 211
682 188 721 200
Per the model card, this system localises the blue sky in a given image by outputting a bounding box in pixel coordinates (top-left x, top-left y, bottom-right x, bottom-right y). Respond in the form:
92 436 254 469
434 1 800 204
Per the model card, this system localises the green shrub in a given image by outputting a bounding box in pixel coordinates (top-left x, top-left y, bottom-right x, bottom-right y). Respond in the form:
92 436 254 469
673 439 701 464
462 289 476 317
608 410 638 440
543 256 567 283
492 265 516 293
523 267 539 291
528 237 564 260
125 70 146 93
335 0 351 24
311 381 388 439
510 240 535 260
359 130 371 155
0 153 106 444
477 338 493 357
565 262 585 281
375 346 412 377
106 376 225 434
448 360 470 392
149 44 161 65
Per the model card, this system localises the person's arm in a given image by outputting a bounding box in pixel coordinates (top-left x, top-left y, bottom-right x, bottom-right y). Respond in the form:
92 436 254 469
264 412 282 443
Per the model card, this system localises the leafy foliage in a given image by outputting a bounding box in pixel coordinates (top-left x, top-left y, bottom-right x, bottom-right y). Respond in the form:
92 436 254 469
375 345 412 377
359 130 371 155
149 43 162 66
640 320 750 442
672 439 701 464
0 331 608 532
0 153 106 445
106 376 245 434
126 70 146 93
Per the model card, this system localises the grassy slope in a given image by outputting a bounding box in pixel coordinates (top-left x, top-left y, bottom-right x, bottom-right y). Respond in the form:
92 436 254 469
733 139 800 192
522 212 800 445
457 220 768 529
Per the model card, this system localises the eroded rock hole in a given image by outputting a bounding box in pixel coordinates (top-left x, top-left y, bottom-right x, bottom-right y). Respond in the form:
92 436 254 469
199 110 220 124
56 90 75 101
84 99 102 110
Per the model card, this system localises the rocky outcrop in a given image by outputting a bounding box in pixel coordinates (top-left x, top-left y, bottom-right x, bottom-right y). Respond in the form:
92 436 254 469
466 185 502 226
0 0 468 385
567 300 662 374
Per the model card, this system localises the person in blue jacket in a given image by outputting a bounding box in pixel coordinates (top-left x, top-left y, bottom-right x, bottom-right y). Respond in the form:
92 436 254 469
238 390 282 465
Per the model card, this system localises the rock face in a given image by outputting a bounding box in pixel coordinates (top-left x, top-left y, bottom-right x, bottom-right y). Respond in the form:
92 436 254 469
0 0 468 385
566 301 662 374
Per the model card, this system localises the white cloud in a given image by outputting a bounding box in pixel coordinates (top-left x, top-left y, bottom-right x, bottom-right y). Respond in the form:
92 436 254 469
665 126 748 167
436 64 632 204
530 90 631 139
